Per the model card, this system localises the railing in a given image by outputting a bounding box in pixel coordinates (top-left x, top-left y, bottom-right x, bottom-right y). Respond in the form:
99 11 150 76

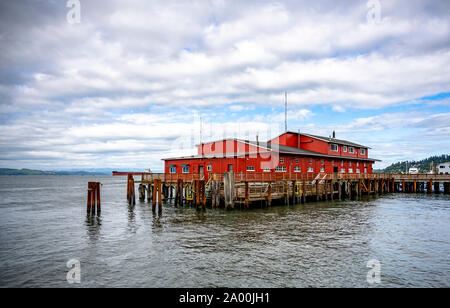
210 172 397 182
139 172 450 183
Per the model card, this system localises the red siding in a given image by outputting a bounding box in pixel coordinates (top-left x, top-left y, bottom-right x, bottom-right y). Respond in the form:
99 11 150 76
166 133 374 177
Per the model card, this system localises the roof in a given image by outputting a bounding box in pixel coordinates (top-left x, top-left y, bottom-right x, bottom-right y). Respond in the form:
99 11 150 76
163 139 380 162
276 131 371 149
245 140 380 162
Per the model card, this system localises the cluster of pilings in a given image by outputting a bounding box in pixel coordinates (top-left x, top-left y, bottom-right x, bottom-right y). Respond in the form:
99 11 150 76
138 179 208 210
128 174 165 212
392 179 450 194
126 173 450 210
87 182 101 215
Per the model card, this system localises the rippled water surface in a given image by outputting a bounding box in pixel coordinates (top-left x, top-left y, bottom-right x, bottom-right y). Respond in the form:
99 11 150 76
0 175 449 287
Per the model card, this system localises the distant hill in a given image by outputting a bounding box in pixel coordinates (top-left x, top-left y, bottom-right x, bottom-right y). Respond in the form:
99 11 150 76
0 168 109 176
374 154 450 174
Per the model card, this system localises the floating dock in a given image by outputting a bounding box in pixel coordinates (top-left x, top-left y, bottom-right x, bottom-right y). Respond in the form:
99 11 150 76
115 172 450 210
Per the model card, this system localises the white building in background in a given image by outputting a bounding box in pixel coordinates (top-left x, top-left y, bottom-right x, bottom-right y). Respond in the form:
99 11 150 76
408 167 419 174
437 162 450 174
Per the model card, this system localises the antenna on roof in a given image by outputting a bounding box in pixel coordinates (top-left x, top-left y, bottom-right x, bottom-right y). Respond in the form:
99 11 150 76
285 92 288 132
200 115 203 156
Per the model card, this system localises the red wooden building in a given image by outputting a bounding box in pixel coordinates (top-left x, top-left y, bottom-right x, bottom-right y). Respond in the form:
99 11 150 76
163 131 379 179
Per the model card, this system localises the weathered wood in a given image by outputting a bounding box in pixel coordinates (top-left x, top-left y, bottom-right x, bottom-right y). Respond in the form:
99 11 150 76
96 182 101 214
87 183 92 214
245 182 249 208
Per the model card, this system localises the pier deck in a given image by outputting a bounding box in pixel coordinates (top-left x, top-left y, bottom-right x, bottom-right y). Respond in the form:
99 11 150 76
115 172 450 209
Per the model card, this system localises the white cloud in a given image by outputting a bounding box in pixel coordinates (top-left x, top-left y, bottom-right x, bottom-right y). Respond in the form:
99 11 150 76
0 0 449 170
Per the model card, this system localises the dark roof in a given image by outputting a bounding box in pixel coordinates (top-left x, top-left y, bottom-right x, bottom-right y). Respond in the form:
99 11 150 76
245 140 379 162
163 139 380 162
279 131 371 149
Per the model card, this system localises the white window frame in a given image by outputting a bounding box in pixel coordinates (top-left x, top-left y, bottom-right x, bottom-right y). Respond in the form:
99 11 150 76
348 147 355 154
360 148 365 155
207 165 212 172
294 166 301 172
356 169 360 174
330 144 339 152
182 166 189 173
246 166 255 172
320 167 325 172
340 168 345 173
263 167 271 172
280 158 285 164
307 167 314 173
169 167 176 174
275 166 287 172
343 146 347 152
349 168 353 173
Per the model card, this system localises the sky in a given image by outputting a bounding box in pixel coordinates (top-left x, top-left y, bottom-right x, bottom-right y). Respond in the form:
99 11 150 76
0 0 449 171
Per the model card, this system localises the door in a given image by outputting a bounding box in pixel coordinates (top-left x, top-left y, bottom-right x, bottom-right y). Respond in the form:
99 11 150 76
199 165 204 180
228 164 233 172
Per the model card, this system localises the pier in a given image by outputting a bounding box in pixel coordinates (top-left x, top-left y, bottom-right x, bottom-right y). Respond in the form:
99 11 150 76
115 172 450 210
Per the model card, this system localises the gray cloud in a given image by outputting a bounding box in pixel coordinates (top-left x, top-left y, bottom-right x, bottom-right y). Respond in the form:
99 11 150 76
0 0 449 169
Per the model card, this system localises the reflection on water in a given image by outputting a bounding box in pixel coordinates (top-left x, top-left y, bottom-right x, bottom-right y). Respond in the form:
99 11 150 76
0 175 449 287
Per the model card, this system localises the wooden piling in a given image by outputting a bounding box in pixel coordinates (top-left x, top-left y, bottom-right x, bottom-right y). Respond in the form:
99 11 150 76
267 182 272 207
87 182 92 214
96 182 101 214
245 182 249 208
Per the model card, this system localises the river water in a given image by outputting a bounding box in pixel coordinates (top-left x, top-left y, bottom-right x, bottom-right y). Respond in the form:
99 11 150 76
0 175 449 288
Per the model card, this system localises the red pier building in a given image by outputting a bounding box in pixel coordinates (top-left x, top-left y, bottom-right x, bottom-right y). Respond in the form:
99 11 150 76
163 131 379 180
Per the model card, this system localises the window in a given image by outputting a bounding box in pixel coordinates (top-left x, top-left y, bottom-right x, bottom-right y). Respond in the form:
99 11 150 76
360 148 365 155
307 167 314 172
275 166 287 172
440 166 445 169
349 161 352 166
332 160 334 166
341 168 345 173
341 160 344 166
320 167 325 172
321 159 324 165
309 158 312 164
357 162 359 167
295 159 299 164
343 146 347 152
182 166 189 173
169 167 176 174
349 168 353 173
330 144 338 152
280 158 284 164
263 167 271 172
349 147 355 154
207 165 212 172
246 166 255 171
294 166 301 172
356 169 360 173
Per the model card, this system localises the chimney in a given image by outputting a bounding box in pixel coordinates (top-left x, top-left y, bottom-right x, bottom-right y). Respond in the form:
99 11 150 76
332 131 336 138
256 135 259 145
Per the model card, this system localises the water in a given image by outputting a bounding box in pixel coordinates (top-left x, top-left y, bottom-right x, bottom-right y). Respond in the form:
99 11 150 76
0 175 449 288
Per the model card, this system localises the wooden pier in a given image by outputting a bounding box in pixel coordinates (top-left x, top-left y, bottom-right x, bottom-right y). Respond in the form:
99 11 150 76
117 172 450 210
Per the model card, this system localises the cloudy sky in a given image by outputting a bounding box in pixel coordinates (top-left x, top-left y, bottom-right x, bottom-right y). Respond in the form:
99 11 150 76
0 0 449 171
